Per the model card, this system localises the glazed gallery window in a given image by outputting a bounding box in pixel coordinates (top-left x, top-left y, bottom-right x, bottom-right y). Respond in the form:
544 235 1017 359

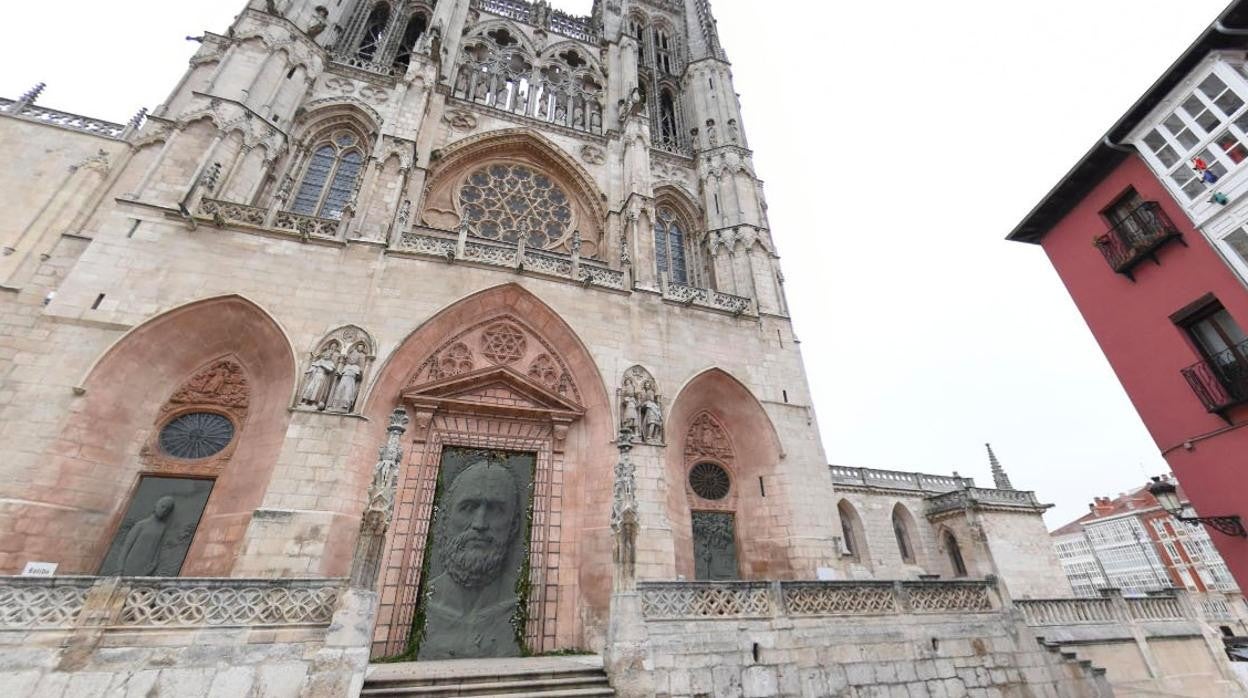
653 207 688 284
291 131 365 220
458 163 573 248
1139 66 1248 200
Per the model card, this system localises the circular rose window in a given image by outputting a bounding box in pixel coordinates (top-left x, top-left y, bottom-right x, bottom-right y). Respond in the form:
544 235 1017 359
159 412 235 460
689 462 731 500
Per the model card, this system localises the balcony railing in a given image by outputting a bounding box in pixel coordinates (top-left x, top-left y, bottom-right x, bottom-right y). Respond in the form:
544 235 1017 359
1181 338 1248 413
1092 202 1183 280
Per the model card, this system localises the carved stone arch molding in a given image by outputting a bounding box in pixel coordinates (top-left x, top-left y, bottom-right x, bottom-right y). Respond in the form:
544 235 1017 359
665 368 787 582
419 129 607 258
355 283 614 658
35 295 297 579
295 325 376 414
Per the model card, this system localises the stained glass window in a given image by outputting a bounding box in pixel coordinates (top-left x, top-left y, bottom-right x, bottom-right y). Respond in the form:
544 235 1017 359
654 207 688 284
291 132 364 220
159 412 235 460
457 163 573 248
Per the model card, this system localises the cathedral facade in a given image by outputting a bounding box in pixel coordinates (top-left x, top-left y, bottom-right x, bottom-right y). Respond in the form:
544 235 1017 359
0 0 832 658
2 1 1244 696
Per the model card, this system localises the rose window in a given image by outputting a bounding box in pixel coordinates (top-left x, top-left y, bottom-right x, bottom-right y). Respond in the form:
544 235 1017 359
458 164 573 248
159 412 235 460
689 462 731 501
480 323 527 364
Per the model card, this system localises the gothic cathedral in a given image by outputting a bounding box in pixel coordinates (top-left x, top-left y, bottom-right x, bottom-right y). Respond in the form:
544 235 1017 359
0 0 836 660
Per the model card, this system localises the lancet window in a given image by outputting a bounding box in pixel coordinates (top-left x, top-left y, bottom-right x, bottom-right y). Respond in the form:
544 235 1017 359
654 206 689 284
453 29 604 135
336 1 434 72
892 505 916 564
356 4 391 62
291 130 366 220
632 16 687 152
459 163 574 247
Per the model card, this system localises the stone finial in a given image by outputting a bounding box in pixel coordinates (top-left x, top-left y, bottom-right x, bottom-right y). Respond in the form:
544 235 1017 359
17 82 46 105
127 107 148 130
986 443 1014 490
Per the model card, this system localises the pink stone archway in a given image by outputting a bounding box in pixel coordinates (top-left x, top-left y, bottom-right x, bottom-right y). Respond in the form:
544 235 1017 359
351 283 614 657
12 294 296 576
665 368 787 581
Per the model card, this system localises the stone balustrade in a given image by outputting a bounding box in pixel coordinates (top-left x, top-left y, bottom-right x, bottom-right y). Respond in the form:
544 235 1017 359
397 228 629 292
1016 597 1119 626
637 579 996 620
924 486 1048 516
0 576 343 630
201 198 268 228
663 281 754 316
1 98 127 139
1017 589 1246 630
828 465 974 493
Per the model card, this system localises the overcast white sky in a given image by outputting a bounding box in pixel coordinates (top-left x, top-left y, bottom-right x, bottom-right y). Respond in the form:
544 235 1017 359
0 1 1232 527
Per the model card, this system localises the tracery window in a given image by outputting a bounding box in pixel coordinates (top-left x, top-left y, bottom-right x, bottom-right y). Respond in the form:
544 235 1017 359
459 163 574 247
658 88 679 146
291 131 365 220
654 206 688 284
393 14 428 70
356 3 391 62
655 29 673 74
159 412 235 460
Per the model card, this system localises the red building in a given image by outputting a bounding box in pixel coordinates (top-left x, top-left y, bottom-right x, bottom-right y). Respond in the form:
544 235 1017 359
1010 3 1248 588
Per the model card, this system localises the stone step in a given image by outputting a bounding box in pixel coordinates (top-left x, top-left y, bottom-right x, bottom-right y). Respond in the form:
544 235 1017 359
362 656 613 698
362 674 610 696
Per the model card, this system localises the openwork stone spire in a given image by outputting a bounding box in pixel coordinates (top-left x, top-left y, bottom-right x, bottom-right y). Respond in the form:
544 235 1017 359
611 426 639 590
986 443 1014 491
350 407 410 589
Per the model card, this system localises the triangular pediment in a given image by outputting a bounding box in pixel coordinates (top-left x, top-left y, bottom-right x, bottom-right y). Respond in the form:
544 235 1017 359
401 365 584 418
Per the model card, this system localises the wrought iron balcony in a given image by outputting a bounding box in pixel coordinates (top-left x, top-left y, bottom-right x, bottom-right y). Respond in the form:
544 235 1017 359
1181 339 1248 413
1092 202 1183 280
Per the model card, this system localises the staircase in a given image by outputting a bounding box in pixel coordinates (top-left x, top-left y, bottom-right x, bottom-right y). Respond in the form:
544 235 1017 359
361 655 615 698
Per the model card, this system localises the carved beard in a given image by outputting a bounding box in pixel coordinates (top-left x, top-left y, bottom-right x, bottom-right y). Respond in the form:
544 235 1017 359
442 529 510 590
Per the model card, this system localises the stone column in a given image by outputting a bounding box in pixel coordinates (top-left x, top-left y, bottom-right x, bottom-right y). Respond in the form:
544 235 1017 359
348 407 409 590
604 426 653 698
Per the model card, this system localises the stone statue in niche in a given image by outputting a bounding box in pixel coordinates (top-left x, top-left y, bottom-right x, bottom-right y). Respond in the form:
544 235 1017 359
99 476 214 577
327 344 365 413
297 326 376 414
619 365 663 444
299 345 339 410
417 448 534 660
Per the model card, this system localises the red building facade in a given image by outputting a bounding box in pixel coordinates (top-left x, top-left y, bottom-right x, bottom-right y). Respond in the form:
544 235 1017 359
1010 3 1248 589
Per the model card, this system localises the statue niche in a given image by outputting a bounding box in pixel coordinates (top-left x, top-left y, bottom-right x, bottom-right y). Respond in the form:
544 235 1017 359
296 326 376 414
618 365 663 444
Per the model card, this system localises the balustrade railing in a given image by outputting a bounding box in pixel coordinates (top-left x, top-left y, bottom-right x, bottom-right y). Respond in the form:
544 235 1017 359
1016 597 1118 626
1181 338 1248 413
637 579 996 620
0 577 343 630
1092 202 1182 279
664 281 753 316
201 198 267 228
925 487 1045 517
273 209 341 239
1126 595 1185 622
473 0 599 43
828 465 973 493
328 54 398 79
1 98 127 139
395 229 628 291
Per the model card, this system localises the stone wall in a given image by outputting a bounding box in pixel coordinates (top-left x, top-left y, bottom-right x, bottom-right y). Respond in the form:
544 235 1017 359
0 576 370 698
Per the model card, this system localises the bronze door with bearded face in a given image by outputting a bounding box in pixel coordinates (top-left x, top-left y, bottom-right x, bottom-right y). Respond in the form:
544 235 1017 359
414 447 535 660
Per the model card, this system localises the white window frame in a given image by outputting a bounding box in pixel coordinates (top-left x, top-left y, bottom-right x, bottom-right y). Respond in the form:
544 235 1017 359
1135 61 1248 204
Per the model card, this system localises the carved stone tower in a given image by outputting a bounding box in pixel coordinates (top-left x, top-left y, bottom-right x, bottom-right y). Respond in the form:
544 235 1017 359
0 0 831 660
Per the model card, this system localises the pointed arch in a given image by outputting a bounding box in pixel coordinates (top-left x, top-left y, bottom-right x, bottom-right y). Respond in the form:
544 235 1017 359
838 498 869 565
892 502 920 565
666 367 787 580
419 128 607 255
938 526 969 578
463 18 540 56
352 283 614 652
45 295 297 577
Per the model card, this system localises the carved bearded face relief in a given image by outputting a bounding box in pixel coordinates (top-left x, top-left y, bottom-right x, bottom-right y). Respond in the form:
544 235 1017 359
440 462 521 589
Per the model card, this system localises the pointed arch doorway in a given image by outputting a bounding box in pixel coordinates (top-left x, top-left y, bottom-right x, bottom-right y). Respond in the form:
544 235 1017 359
372 357 584 659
